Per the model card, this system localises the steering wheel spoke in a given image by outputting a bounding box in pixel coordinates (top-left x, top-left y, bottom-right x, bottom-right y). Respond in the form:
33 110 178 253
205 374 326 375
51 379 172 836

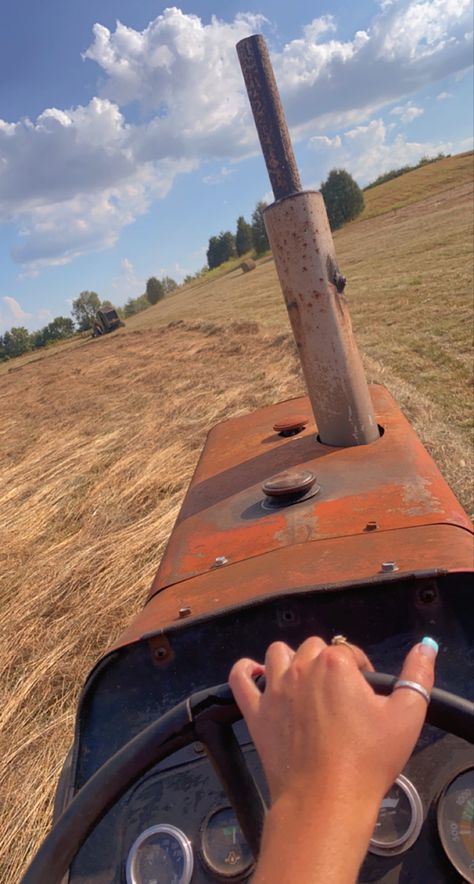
194 717 266 859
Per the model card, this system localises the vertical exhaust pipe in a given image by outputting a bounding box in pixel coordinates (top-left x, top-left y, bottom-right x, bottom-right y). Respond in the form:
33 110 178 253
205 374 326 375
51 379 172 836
237 35 379 447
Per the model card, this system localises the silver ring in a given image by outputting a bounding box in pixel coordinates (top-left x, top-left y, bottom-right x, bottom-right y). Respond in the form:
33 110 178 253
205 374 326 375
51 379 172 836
393 679 430 704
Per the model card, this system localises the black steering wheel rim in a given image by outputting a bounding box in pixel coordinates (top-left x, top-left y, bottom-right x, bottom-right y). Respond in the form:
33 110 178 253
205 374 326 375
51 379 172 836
20 673 474 884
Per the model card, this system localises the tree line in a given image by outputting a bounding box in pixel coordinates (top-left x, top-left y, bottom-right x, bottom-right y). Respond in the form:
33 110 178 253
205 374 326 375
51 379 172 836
0 275 178 361
206 201 270 270
1 165 378 362
204 169 369 271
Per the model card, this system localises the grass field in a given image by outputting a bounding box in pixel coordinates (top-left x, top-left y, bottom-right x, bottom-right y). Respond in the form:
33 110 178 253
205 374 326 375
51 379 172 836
0 152 472 881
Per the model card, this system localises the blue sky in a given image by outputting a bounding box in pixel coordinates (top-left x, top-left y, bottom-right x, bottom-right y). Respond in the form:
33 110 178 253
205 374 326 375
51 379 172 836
0 1 472 333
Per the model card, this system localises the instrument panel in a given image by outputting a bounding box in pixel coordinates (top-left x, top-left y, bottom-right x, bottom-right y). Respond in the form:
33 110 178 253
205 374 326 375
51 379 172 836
64 573 473 883
121 755 473 883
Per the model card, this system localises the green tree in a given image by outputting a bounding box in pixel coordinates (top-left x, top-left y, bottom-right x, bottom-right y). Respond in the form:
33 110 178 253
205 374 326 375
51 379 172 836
251 202 270 255
124 294 149 317
2 327 32 358
320 169 364 231
30 329 47 349
0 335 7 361
235 216 253 256
44 316 75 342
206 236 220 270
146 277 165 305
161 276 178 294
71 291 101 331
206 231 236 269
100 300 114 309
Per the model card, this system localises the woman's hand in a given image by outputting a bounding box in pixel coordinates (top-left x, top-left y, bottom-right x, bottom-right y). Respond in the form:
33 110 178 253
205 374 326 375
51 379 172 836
230 636 436 805
229 636 437 884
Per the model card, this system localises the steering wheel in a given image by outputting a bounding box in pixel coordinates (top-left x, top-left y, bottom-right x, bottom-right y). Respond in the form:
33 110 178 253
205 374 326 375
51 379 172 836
21 673 474 884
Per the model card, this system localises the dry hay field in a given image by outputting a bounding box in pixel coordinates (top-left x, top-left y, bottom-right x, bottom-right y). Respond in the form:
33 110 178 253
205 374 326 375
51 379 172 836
1 152 473 881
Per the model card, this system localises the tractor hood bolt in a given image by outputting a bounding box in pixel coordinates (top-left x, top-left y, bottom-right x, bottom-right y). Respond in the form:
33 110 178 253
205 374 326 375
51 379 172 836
381 561 399 572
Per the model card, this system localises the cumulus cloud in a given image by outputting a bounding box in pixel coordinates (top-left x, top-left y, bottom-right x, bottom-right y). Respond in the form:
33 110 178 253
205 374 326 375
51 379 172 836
309 117 453 184
436 90 453 99
390 102 424 123
2 296 31 324
202 165 235 185
0 296 54 332
0 3 472 271
309 135 342 149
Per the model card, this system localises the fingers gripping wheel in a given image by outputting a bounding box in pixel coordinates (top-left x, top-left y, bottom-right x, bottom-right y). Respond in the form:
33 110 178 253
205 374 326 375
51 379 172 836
21 675 474 884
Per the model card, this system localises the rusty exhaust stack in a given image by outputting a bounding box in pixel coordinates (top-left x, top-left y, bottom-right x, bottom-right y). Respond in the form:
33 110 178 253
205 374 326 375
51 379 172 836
237 35 379 447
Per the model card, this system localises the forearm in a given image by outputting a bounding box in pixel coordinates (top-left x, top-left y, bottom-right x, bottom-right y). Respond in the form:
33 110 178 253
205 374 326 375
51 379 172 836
253 784 380 884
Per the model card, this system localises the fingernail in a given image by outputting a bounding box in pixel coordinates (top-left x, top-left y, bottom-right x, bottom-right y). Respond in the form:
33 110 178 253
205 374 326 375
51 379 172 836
419 636 439 659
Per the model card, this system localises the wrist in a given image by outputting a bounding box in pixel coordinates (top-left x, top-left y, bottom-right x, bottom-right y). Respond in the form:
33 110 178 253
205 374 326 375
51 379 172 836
270 765 384 824
254 779 381 884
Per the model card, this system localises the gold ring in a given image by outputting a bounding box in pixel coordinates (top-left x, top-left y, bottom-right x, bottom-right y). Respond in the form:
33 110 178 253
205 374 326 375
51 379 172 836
331 634 351 647
331 635 358 659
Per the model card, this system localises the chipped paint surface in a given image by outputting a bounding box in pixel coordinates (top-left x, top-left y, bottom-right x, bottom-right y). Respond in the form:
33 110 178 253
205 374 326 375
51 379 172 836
108 384 473 651
114 524 473 649
148 385 471 599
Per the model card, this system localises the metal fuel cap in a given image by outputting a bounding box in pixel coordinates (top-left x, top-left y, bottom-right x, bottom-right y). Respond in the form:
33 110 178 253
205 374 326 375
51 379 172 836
273 415 310 436
262 469 319 509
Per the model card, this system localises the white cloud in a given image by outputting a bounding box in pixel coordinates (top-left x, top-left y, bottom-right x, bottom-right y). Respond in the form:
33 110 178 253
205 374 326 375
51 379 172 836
2 296 31 325
309 117 453 185
436 90 453 99
0 297 61 332
310 135 342 150
110 256 145 301
203 166 235 185
0 4 472 272
390 102 424 123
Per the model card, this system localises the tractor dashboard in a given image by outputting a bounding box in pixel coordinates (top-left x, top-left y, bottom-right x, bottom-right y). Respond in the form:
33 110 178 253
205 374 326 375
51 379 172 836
59 572 473 883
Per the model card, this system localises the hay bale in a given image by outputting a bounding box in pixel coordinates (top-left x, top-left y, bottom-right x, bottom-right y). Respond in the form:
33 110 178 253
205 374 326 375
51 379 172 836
240 258 256 273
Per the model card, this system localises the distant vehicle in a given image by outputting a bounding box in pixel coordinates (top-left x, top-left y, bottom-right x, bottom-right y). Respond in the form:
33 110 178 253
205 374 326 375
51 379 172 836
92 308 124 337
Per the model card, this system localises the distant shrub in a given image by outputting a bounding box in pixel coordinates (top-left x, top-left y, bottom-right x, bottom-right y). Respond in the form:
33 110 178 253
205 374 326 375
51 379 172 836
236 216 253 256
321 169 364 230
207 232 237 269
124 294 150 317
2 327 32 358
146 277 165 305
71 291 101 331
251 201 270 255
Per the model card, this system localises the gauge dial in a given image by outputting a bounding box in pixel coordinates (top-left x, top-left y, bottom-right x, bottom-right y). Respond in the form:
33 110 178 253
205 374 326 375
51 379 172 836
202 806 254 878
437 767 474 883
369 775 423 856
126 824 193 884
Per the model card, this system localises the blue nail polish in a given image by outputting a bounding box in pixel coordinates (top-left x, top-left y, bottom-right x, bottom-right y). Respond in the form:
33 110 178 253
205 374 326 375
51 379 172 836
422 636 439 654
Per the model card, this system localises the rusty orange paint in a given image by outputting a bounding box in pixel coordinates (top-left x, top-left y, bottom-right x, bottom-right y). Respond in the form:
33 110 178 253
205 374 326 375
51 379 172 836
149 385 471 596
114 524 473 648
111 384 473 651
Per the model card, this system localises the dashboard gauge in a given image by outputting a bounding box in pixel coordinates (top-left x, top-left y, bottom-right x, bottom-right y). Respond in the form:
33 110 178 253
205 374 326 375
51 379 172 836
201 806 254 878
437 767 474 883
369 775 423 856
126 824 193 884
